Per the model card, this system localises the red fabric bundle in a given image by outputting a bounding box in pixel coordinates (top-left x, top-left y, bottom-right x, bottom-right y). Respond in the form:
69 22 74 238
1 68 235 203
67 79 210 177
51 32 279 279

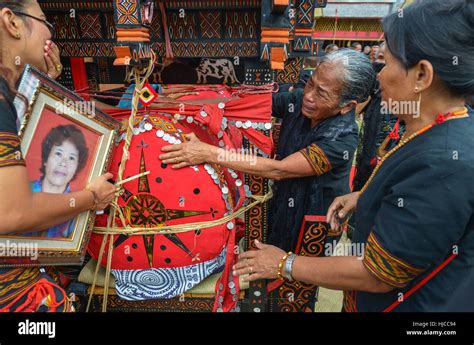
89 87 272 311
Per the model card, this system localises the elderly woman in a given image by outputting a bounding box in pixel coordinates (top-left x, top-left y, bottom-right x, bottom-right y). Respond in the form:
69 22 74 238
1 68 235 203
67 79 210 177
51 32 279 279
0 0 117 311
232 0 474 312
160 49 375 253
24 125 90 238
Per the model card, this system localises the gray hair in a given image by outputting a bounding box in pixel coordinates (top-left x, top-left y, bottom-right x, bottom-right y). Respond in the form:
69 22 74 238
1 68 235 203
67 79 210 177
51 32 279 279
319 49 376 107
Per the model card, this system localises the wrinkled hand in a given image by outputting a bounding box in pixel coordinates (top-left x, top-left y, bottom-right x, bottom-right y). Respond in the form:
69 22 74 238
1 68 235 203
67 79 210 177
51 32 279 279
87 173 119 211
232 240 286 282
326 192 360 231
44 40 62 79
160 133 213 169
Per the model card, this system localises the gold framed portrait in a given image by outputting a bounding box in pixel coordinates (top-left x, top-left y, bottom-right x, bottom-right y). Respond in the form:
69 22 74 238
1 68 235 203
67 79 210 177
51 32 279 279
0 65 119 267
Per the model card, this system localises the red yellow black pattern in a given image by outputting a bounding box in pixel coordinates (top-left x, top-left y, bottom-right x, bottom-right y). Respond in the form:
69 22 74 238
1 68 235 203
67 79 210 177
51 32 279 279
363 232 425 288
0 133 25 168
343 290 357 312
299 144 332 176
0 268 40 307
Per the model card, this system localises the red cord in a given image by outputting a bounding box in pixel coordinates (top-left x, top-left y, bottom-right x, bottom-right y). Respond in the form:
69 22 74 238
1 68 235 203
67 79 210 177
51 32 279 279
383 253 458 312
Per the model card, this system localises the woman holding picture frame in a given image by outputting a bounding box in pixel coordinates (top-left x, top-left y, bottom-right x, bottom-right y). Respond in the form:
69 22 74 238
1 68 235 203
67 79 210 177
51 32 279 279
0 0 117 311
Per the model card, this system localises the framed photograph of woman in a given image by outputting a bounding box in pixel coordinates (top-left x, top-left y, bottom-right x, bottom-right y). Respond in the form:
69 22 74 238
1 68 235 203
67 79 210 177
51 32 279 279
0 65 119 266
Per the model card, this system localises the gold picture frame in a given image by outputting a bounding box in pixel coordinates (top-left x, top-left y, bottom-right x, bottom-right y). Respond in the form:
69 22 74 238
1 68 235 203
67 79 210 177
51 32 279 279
0 65 119 267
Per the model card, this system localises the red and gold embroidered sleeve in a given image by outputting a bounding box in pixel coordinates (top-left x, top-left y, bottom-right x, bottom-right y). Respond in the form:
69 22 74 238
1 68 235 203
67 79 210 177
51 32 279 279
299 144 332 176
0 132 25 168
363 232 425 288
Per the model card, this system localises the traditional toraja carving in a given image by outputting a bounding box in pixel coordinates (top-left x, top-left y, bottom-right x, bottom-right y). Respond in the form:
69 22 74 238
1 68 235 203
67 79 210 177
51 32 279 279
288 0 327 57
40 0 325 76
260 0 328 68
164 1 261 9
267 216 328 312
244 61 274 85
113 0 154 66
276 57 303 84
88 293 216 312
243 139 270 313
260 0 291 70
40 1 260 59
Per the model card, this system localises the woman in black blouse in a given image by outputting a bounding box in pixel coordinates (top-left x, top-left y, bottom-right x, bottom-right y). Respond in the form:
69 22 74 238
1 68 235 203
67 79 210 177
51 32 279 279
0 0 116 311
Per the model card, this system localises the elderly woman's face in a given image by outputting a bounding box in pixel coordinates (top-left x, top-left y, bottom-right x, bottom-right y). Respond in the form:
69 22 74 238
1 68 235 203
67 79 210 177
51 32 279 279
302 63 344 121
44 140 79 189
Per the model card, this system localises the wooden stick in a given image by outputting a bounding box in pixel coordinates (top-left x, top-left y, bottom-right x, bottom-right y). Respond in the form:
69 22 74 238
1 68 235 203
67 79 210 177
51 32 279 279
115 171 150 186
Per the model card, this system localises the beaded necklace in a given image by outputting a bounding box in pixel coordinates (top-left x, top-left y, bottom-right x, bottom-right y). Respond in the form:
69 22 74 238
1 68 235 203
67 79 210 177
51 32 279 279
360 107 469 194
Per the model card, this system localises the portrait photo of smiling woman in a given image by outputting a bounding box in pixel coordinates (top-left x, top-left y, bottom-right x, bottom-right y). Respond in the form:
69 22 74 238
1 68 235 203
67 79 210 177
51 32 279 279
23 124 90 239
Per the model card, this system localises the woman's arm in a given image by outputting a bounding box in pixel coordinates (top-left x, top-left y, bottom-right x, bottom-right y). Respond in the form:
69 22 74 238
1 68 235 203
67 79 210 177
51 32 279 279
160 133 315 180
0 166 116 235
290 255 393 293
203 144 315 180
233 240 394 293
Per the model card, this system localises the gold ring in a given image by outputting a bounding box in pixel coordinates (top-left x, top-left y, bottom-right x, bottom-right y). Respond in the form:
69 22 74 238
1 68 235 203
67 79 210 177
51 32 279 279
55 64 62 72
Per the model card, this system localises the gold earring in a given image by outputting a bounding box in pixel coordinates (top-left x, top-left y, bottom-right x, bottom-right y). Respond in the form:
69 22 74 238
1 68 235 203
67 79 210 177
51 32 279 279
16 33 21 39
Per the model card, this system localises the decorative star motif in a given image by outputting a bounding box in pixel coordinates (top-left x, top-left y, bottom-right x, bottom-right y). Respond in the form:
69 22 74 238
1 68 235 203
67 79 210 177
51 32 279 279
118 147 210 267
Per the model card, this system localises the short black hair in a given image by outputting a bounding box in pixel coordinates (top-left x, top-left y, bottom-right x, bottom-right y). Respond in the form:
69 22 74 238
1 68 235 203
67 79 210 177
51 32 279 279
383 0 474 98
40 125 89 180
